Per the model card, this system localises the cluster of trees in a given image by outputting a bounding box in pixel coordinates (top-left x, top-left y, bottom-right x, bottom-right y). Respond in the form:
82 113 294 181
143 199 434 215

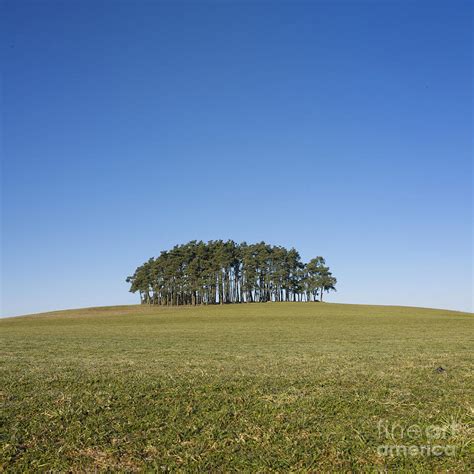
127 240 337 306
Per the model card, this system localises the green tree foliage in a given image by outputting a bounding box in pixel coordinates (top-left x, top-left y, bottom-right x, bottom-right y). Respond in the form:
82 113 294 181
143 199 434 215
126 241 337 305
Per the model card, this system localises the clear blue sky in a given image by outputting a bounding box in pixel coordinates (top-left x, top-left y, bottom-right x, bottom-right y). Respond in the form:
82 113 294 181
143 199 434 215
1 0 472 316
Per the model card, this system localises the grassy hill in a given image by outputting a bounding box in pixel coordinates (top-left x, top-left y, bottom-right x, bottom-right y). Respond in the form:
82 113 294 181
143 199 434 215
1 303 472 471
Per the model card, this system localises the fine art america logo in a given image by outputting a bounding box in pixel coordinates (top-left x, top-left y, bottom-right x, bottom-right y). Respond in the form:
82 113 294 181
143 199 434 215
376 419 461 457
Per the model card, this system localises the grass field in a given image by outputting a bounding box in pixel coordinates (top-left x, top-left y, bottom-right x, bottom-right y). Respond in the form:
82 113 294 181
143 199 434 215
1 303 472 471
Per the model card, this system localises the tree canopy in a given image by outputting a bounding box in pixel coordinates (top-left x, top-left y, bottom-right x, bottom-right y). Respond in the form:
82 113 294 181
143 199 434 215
127 240 337 306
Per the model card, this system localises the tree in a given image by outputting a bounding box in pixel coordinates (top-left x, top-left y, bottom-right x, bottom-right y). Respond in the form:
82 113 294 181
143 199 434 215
126 241 337 306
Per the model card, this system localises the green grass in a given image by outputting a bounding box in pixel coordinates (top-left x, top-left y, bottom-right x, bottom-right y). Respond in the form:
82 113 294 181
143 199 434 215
1 303 472 471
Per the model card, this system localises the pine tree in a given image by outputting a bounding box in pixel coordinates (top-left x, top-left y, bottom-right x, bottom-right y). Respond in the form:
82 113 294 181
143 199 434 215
126 241 337 306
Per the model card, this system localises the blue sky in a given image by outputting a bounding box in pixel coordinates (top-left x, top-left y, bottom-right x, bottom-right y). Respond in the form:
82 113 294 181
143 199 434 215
1 0 472 316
